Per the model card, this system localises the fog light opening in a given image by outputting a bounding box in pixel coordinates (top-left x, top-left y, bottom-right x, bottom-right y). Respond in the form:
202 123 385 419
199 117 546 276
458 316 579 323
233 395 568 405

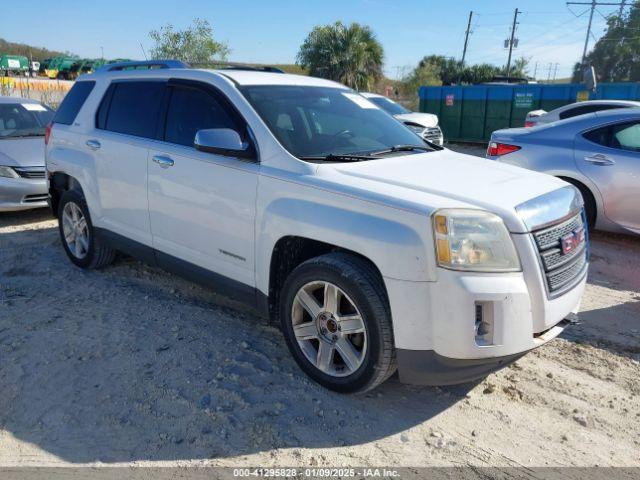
475 301 495 346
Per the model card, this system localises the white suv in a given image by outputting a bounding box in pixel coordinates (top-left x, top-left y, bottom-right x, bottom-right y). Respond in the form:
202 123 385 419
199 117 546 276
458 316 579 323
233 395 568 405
361 92 444 146
46 61 588 393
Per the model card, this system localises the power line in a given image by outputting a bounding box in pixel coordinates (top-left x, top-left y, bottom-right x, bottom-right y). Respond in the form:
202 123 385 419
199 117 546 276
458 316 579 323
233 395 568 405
567 0 628 63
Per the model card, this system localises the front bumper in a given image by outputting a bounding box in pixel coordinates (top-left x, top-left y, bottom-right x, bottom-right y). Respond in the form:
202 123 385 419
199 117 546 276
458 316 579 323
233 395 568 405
397 316 573 385
384 228 586 386
0 176 48 211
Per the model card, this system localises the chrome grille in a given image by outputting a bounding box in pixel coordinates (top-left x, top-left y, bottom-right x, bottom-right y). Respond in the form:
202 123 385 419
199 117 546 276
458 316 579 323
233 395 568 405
548 254 587 292
532 212 588 298
14 167 46 179
422 127 442 141
534 215 582 250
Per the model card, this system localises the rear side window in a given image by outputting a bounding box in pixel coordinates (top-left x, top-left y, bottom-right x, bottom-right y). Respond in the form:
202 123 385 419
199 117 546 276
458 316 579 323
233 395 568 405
164 85 242 147
53 81 95 125
584 120 640 152
560 104 627 120
99 81 165 139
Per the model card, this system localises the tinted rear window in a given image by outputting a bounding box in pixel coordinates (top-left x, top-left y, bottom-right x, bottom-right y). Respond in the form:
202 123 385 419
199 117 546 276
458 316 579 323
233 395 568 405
102 81 165 138
559 104 628 120
53 81 95 125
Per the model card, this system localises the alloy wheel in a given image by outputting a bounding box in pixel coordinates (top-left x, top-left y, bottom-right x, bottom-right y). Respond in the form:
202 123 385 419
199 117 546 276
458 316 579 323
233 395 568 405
291 281 367 377
62 202 89 259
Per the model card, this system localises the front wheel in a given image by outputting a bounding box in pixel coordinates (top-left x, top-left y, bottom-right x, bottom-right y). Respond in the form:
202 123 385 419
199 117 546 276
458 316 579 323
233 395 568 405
279 253 396 393
58 189 115 269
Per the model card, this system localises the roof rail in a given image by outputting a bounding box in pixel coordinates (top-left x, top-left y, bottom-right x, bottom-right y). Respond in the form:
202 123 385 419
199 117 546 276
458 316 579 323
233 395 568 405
206 62 285 74
225 65 285 74
97 60 189 72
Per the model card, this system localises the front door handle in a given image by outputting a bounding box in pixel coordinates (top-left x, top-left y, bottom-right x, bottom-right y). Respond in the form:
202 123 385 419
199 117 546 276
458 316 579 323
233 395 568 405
584 153 615 166
86 139 101 151
152 155 175 168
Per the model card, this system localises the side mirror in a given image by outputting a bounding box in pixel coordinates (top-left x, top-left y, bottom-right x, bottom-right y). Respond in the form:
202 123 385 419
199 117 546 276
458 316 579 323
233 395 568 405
194 128 255 160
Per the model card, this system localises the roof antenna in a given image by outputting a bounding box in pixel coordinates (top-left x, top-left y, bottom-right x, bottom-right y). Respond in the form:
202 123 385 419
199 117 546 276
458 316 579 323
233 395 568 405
139 42 148 60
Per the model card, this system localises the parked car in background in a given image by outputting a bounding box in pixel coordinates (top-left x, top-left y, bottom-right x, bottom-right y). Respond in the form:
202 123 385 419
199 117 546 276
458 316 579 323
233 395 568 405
525 100 640 127
488 108 640 235
361 92 444 145
47 61 586 393
0 97 53 211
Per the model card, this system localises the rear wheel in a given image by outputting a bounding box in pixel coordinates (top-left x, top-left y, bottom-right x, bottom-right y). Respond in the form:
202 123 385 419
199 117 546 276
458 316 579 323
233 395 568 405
58 189 115 269
279 253 396 393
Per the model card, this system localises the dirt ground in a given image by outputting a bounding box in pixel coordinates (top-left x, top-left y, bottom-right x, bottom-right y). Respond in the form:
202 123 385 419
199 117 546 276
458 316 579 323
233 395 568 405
1 173 639 469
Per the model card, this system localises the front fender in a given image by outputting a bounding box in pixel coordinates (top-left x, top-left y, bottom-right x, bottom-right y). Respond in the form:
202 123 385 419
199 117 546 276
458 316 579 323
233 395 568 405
255 178 437 295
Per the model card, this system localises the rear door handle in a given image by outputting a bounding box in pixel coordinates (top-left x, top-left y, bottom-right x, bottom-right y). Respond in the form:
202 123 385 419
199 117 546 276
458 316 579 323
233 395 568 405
86 139 101 150
584 153 615 166
152 155 175 168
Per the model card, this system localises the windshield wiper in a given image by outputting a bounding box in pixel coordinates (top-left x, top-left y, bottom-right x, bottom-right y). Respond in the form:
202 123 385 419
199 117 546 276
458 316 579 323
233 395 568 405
299 153 373 162
369 144 433 156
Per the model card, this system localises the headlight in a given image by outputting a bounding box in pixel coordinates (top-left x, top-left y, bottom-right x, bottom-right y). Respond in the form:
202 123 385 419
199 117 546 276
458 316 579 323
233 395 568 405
0 166 19 179
433 209 521 272
408 125 425 136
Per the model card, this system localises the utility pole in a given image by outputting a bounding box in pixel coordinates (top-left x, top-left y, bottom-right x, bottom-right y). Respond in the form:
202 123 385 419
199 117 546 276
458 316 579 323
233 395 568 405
533 61 538 79
552 62 560 81
461 10 473 67
567 1 628 65
546 62 553 82
506 8 521 80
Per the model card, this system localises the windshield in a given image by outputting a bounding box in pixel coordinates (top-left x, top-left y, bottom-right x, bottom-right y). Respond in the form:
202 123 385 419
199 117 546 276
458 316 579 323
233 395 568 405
0 103 54 138
240 86 427 158
368 96 410 115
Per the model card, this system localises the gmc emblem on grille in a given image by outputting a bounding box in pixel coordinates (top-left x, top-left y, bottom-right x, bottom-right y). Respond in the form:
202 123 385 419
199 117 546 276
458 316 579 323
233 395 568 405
560 227 585 255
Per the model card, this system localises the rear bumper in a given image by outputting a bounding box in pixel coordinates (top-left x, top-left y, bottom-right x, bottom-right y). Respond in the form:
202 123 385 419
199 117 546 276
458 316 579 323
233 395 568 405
397 317 573 385
0 176 48 211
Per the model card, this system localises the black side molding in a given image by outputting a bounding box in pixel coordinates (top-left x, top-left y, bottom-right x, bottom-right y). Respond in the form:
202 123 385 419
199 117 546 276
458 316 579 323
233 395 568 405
94 227 269 318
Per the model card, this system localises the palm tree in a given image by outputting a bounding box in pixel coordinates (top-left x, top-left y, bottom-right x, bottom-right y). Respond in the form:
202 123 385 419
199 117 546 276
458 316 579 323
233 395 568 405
296 22 384 90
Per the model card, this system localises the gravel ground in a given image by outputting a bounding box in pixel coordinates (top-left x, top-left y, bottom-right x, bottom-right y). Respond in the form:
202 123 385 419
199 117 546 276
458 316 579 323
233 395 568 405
1 195 639 469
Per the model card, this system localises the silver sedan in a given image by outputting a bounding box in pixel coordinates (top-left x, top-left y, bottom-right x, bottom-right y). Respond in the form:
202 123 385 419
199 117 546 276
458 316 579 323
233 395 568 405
0 96 54 211
487 108 640 235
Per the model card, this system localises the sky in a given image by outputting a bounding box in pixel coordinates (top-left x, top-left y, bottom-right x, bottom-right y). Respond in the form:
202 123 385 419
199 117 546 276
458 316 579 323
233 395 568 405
4 0 622 80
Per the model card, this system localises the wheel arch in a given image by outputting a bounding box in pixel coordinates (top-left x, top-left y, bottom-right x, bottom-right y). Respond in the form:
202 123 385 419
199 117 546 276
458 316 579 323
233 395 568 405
556 175 599 226
266 235 388 322
49 171 86 217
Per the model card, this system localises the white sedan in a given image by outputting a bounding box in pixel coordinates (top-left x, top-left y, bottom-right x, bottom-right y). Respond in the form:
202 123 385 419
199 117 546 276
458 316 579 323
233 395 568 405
361 92 443 145
525 99 640 127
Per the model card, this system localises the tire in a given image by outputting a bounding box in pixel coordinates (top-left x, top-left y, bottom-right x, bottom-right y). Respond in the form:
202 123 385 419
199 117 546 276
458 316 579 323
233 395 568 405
279 252 396 394
561 178 596 230
58 189 115 269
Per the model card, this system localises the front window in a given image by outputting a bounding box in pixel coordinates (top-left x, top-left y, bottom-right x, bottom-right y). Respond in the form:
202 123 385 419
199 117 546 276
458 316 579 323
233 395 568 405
0 103 54 138
367 96 410 116
240 86 428 159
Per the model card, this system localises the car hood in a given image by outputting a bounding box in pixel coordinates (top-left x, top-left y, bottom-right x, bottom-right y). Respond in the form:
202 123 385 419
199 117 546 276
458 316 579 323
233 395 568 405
0 137 45 167
394 112 439 128
317 148 570 233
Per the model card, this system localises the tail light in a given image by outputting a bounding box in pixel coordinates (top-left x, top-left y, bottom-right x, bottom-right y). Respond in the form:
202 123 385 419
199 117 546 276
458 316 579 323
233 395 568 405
524 120 536 128
45 122 52 145
487 142 520 157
